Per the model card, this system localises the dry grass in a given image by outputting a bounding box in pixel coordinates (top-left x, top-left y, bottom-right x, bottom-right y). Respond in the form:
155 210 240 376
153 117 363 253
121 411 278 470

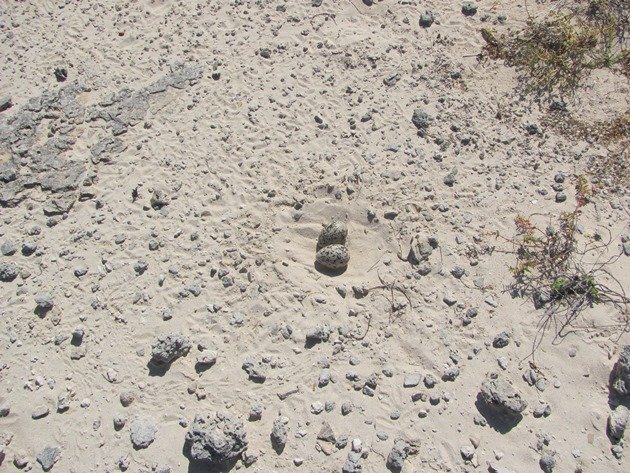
481 0 629 98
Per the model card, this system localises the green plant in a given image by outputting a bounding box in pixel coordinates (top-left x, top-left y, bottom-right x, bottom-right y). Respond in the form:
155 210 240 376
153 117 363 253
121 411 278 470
491 176 629 359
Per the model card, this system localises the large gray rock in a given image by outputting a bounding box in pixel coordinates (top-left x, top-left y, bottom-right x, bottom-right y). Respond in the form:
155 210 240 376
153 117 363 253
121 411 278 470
130 417 157 449
36 446 61 471
611 345 630 396
150 334 191 365
270 416 288 452
479 378 527 417
184 412 248 466
386 440 409 472
0 262 18 282
608 405 629 442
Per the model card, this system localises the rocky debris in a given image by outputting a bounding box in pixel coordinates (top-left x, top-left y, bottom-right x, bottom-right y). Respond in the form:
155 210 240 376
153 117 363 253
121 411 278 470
489 465 516 473
0 262 18 282
0 403 9 417
184 412 248 466
242 358 267 383
113 414 126 430
442 366 460 381
36 446 61 471
90 136 127 164
462 2 478 16
35 292 54 311
539 451 556 472
1 241 16 256
0 96 12 112
54 66 68 82
119 391 136 407
419 11 435 28
270 416 288 453
611 345 630 396
317 421 336 443
306 324 332 345
608 405 629 442
150 189 170 210
249 402 263 421
386 440 409 472
493 332 510 348
407 234 434 265
31 405 50 419
150 334 191 365
0 63 202 210
411 108 432 135
195 352 217 370
479 377 527 417
130 417 157 449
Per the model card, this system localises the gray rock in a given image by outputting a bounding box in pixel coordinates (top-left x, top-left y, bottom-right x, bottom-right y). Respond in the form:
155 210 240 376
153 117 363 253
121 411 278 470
130 417 157 449
119 391 136 407
419 11 435 28
242 359 267 382
249 402 263 421
386 440 409 471
113 414 127 430
0 262 18 282
150 189 170 210
403 374 422 388
317 421 336 443
539 452 556 472
36 446 61 471
611 345 630 396
1 241 16 256
493 332 510 348
134 259 149 274
411 108 432 131
0 403 9 417
271 416 288 452
451 266 465 279
0 96 12 112
32 405 50 419
319 368 331 387
35 292 54 310
341 402 354 415
479 378 527 417
442 366 460 381
184 412 248 466
150 334 191 365
608 405 629 441
21 241 37 256
342 451 363 473
306 324 331 344
90 136 127 164
74 266 88 277
462 2 478 16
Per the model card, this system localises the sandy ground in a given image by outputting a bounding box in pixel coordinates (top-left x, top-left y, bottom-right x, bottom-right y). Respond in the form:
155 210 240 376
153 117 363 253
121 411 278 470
1 1 629 472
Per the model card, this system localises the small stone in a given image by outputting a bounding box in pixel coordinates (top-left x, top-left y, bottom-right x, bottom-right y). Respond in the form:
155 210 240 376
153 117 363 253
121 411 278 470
386 441 408 471
608 405 629 441
113 415 126 430
493 331 510 348
460 445 475 460
120 391 135 407
1 241 16 256
555 192 567 203
37 446 61 471
462 2 478 16
35 292 54 310
0 404 9 417
249 402 263 421
539 452 556 472
317 422 336 443
419 11 435 28
0 262 19 282
341 402 354 416
151 334 191 365
32 405 50 419
451 266 465 278
271 416 288 452
442 367 460 381
130 417 157 449
403 374 422 388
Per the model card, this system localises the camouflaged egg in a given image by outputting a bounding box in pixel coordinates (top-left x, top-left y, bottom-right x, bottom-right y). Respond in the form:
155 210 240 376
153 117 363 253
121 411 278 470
317 221 348 251
316 244 350 269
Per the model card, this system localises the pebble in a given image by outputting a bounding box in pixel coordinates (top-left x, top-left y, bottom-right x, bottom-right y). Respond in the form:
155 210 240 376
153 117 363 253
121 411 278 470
32 405 50 419
36 446 61 471
130 417 157 449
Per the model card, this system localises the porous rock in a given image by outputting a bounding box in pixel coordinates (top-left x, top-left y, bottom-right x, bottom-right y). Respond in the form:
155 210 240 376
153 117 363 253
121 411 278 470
184 412 248 466
151 334 191 365
479 377 527 417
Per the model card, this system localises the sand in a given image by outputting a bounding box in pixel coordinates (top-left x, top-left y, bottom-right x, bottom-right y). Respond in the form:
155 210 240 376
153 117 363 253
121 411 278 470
0 1 629 472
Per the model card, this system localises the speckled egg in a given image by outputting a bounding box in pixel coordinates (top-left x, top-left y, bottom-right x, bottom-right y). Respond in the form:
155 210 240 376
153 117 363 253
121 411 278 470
317 221 348 251
316 244 350 269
